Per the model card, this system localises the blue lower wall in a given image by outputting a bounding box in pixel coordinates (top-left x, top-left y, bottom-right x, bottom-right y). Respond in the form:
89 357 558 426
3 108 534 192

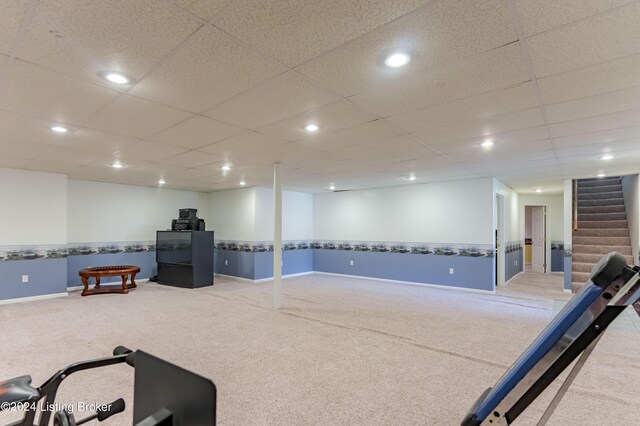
0 259 67 300
314 250 494 291
505 248 523 282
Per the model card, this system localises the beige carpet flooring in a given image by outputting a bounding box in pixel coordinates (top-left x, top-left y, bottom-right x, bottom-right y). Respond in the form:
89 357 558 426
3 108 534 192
1 272 639 425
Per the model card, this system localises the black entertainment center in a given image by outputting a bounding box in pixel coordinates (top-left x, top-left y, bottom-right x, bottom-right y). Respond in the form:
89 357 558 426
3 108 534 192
156 209 214 288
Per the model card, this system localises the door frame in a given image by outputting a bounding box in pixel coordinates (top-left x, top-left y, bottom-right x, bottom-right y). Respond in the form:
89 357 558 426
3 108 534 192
496 193 505 287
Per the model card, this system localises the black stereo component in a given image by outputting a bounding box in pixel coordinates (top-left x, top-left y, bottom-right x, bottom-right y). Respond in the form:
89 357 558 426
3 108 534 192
171 208 205 231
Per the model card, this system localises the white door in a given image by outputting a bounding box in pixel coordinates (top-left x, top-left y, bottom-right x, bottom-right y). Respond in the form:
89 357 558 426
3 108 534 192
531 206 545 273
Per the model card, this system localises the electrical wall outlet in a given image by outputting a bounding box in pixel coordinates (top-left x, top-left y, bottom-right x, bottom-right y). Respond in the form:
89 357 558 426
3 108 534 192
449 268 454 275
22 275 29 283
349 260 354 266
224 260 228 266
515 260 518 266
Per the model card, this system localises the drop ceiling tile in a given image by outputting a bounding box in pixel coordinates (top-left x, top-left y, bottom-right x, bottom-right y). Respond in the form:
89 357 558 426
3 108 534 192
0 0 25 55
0 156 32 170
113 140 188 162
515 0 634 37
0 60 118 125
0 109 68 144
298 119 405 151
297 0 517 97
55 128 138 154
84 95 193 138
555 139 640 158
386 82 538 134
199 131 288 161
549 108 640 138
25 160 76 175
160 167 217 180
257 100 378 142
204 71 340 128
527 2 640 78
211 0 434 67
350 42 529 117
447 140 554 162
537 53 640 105
172 0 233 20
34 146 103 165
552 126 640 148
0 138 51 159
331 134 436 165
20 0 201 83
157 150 222 168
149 115 245 149
545 86 640 124
130 25 287 113
413 108 546 148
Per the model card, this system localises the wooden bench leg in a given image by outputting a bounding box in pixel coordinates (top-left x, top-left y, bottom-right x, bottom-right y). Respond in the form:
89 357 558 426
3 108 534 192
81 276 89 296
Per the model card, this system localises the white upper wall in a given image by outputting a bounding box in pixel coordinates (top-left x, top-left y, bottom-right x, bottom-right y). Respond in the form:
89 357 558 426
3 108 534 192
0 168 67 245
313 178 494 244
253 187 313 241
208 187 256 241
68 179 208 243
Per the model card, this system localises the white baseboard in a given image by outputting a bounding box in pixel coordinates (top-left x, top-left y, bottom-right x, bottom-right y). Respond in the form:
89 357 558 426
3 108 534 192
0 292 68 305
68 278 150 291
312 271 495 294
563 289 573 294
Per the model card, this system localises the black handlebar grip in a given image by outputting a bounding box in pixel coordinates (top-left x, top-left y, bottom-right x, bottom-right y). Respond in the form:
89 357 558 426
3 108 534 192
125 352 136 367
113 346 132 356
97 398 126 422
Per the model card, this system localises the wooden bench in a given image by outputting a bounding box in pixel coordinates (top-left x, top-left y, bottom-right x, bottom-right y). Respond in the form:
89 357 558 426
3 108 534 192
79 265 140 296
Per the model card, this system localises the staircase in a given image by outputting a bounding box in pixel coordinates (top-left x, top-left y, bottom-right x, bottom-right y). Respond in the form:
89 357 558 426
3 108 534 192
572 176 633 292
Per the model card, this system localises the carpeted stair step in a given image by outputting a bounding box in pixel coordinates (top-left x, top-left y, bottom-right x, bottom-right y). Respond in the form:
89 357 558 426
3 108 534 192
579 220 627 229
573 262 595 273
573 253 633 264
578 198 624 207
577 191 623 200
573 244 631 256
572 282 585 293
572 236 630 246
577 184 622 194
572 271 591 283
578 205 625 214
573 228 630 237
578 212 627 221
578 178 620 187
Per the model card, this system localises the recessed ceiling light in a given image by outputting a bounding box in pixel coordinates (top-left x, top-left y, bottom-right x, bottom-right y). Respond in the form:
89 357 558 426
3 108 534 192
384 52 411 68
239 180 246 186
601 154 614 160
50 126 68 133
111 162 123 169
596 173 606 178
305 124 319 132
535 188 543 193
408 175 417 181
101 71 131 85
221 164 231 171
481 139 494 147
329 184 335 191
158 179 165 185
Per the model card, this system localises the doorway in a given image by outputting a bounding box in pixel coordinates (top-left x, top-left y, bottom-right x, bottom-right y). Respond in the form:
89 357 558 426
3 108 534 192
525 205 546 273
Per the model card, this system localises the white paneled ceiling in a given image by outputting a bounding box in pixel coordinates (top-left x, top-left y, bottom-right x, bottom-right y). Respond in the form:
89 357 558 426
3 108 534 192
1 0 640 194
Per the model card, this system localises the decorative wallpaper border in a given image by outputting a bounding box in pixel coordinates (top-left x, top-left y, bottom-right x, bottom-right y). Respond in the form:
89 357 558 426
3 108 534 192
0 241 155 261
215 240 495 258
505 241 522 253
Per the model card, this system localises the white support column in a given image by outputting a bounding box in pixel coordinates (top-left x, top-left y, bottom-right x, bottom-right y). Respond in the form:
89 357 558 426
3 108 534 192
273 163 282 309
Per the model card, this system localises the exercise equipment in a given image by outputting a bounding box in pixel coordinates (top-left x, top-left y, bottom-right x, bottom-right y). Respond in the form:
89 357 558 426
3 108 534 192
0 347 216 425
462 251 640 425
